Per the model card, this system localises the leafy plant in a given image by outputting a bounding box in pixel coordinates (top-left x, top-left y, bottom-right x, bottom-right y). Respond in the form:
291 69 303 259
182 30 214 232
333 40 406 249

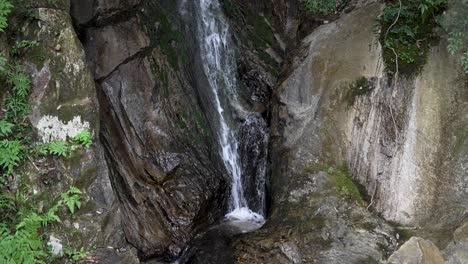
0 187 83 263
61 186 82 215
0 0 12 32
0 56 6 72
0 5 90 263
0 120 13 137
72 130 92 148
64 246 91 262
0 140 25 176
11 40 39 55
380 0 447 74
3 65 31 121
45 141 70 157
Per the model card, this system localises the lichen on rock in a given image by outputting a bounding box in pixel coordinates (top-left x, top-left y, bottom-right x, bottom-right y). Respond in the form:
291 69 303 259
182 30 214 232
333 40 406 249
36 115 90 143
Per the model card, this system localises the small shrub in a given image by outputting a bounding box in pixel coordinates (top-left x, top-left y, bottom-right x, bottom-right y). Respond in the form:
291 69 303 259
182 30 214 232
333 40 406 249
0 187 83 263
380 0 447 74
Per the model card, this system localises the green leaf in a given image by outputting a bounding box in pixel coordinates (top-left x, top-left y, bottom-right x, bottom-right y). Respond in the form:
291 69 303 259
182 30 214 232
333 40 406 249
46 141 69 157
72 130 92 148
0 120 13 137
0 0 13 32
0 140 25 175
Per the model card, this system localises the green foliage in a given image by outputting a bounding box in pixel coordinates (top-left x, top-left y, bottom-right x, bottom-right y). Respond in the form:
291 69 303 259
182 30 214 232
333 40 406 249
72 130 92 148
0 0 12 32
0 120 13 137
61 186 82 215
64 246 91 262
380 0 447 74
0 140 26 177
0 12 91 263
0 187 83 263
44 141 70 157
302 0 345 14
11 40 39 56
441 0 468 73
3 64 31 121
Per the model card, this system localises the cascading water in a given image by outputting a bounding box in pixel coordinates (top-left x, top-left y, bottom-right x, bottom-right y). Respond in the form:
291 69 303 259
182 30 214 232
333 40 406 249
195 0 265 224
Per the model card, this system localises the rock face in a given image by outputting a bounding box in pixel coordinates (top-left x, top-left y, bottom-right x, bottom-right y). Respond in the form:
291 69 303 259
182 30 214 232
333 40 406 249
7 0 138 262
231 0 466 262
77 0 236 260
387 237 445 264
270 0 467 229
238 114 269 214
7 0 466 263
231 6 398 264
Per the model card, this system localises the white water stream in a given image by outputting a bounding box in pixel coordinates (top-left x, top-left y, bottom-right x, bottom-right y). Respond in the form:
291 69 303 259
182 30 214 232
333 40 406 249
196 0 264 224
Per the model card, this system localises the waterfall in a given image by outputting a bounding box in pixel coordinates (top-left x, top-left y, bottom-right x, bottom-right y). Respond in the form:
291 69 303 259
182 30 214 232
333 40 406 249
195 0 265 223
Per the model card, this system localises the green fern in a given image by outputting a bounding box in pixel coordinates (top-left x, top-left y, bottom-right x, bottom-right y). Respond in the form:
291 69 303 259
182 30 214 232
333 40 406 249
3 66 32 120
65 246 91 262
72 130 92 148
46 141 69 157
11 40 39 55
0 0 12 32
0 120 13 137
0 140 25 176
0 186 83 263
61 186 82 215
8 67 30 99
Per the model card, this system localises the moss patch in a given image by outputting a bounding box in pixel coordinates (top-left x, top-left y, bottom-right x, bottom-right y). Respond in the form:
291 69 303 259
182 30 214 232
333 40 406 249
305 162 365 204
143 1 186 70
344 76 373 106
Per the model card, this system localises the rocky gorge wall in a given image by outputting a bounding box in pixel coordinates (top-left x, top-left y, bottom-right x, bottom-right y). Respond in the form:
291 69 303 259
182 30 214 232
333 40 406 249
2 0 467 263
233 0 467 263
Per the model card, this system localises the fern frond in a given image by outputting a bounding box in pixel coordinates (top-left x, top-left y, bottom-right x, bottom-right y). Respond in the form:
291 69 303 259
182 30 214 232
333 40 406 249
0 120 13 137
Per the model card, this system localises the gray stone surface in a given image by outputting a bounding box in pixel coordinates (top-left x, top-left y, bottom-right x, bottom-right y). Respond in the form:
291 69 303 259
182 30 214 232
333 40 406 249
388 237 445 264
444 221 468 264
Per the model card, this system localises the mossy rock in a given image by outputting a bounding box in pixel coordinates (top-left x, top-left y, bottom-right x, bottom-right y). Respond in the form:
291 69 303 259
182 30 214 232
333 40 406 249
344 76 374 106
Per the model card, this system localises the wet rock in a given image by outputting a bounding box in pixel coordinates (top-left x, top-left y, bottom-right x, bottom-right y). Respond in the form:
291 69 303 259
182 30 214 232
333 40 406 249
238 115 269 214
387 237 444 264
81 1 230 260
231 4 398 263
